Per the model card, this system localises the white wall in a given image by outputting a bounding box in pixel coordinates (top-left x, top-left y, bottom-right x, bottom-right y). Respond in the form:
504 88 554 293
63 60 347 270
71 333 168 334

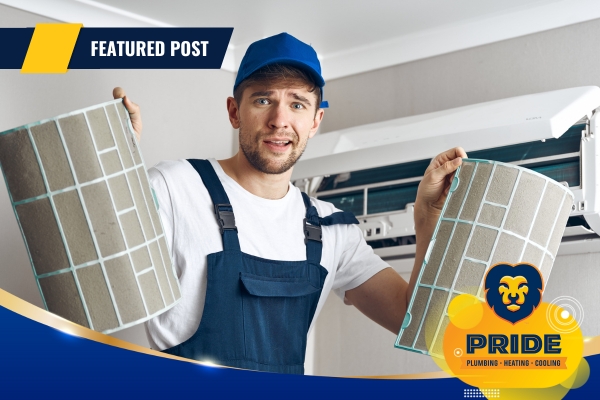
320 17 600 134
0 4 236 346
310 18 600 376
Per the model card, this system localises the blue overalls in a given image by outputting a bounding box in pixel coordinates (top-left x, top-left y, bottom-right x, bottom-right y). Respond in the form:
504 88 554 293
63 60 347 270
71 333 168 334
162 159 359 374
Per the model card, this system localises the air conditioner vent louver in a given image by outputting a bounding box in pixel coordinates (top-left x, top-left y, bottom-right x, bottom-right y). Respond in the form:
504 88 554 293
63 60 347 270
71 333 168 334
316 124 582 218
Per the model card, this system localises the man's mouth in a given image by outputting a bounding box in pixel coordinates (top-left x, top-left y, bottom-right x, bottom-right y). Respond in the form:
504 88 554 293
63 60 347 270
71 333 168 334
263 139 292 151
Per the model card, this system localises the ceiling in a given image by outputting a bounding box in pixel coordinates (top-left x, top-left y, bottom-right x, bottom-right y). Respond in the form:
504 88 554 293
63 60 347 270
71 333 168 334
3 0 599 79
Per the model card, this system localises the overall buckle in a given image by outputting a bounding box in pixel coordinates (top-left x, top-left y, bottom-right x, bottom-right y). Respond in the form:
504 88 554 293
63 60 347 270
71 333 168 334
303 218 322 244
214 203 237 234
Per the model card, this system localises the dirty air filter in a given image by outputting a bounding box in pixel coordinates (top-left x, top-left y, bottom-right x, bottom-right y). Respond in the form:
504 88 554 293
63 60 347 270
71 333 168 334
0 99 181 334
395 159 574 357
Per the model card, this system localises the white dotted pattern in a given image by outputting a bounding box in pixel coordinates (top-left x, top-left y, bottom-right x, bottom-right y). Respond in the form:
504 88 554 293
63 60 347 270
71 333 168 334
464 388 500 398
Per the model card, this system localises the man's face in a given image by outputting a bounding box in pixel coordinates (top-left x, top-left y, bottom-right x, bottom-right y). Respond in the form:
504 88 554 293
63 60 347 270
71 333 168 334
229 80 324 174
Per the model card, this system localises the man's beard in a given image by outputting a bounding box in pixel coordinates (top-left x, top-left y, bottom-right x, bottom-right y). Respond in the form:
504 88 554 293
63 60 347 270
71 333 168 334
238 122 308 175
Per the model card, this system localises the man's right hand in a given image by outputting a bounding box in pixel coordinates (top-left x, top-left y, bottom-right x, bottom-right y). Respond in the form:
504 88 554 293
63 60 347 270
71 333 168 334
113 87 143 142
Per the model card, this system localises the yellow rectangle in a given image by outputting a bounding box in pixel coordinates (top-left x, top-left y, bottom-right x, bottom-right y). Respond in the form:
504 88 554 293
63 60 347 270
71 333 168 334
21 23 83 74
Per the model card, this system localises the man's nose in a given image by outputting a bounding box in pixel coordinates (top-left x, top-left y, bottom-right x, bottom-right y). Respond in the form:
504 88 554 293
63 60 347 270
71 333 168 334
267 103 290 129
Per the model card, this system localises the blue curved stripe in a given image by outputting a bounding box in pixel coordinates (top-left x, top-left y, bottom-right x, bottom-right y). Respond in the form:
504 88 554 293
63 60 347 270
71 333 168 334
0 304 598 398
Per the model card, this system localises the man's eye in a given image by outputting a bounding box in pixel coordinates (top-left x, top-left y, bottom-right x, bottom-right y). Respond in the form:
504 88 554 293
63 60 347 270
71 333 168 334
292 103 304 109
256 98 270 105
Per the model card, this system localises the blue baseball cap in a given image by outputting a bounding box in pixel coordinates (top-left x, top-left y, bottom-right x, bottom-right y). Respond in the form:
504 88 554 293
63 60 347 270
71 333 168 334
234 32 329 108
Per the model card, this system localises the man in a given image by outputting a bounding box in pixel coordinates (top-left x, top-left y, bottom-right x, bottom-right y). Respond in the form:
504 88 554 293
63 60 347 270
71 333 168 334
114 32 466 374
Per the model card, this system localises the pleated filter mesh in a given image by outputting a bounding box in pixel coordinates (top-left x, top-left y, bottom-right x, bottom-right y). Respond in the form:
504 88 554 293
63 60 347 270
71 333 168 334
395 159 574 357
0 99 181 334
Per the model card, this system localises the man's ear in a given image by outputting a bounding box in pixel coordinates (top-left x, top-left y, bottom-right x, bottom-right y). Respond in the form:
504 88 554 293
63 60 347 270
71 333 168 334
227 97 240 129
308 108 325 139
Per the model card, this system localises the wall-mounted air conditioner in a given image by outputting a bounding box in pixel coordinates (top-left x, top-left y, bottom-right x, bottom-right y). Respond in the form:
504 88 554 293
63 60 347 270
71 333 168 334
292 86 600 263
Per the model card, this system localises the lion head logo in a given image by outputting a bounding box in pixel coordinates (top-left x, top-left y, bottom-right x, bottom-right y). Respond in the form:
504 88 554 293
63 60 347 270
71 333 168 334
484 263 543 324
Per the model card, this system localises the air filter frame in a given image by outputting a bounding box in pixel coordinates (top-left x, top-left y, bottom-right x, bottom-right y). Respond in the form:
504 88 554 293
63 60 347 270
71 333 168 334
394 159 574 357
0 99 182 334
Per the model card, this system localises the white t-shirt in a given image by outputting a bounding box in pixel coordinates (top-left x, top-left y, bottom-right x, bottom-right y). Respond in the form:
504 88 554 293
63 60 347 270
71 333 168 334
145 158 389 350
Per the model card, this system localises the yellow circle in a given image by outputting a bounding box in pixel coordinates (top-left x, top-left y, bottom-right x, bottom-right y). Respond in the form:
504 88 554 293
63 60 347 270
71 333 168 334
560 358 590 389
448 294 483 330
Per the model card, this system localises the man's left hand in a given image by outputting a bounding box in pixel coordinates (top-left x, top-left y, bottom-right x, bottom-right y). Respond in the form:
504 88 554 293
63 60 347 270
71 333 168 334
414 146 467 231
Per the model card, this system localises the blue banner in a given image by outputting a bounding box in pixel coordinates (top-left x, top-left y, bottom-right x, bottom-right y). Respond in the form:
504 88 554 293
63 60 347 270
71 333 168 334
0 27 233 70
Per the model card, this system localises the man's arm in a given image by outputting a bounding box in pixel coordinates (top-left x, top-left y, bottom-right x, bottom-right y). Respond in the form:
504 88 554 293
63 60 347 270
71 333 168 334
344 147 467 334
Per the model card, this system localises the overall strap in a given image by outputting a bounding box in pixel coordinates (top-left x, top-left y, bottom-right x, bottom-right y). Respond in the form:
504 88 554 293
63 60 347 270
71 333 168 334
187 159 241 252
301 192 359 265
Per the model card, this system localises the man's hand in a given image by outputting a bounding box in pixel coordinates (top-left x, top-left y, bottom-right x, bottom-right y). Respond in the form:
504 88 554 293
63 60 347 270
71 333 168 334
414 147 467 238
112 87 142 142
